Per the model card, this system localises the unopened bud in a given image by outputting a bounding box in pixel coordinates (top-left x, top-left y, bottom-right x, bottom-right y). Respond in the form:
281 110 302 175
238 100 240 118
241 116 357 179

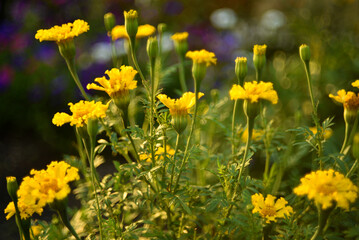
158 23 166 35
6 176 18 203
253 44 267 73
235 57 247 85
299 44 311 62
124 10 138 41
147 37 158 62
104 13 116 33
171 32 189 57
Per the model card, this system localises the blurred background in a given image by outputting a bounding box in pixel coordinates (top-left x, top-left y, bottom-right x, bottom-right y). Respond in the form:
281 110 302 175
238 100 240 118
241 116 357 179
1 0 359 236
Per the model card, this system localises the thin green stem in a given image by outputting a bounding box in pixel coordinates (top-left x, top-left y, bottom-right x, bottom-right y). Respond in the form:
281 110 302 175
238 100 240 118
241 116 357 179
346 159 359 178
128 39 146 83
64 58 90 101
57 209 81 240
89 137 104 240
261 105 271 181
340 121 351 154
169 133 180 191
150 56 156 165
173 81 199 193
161 127 168 183
231 100 238 163
178 56 187 92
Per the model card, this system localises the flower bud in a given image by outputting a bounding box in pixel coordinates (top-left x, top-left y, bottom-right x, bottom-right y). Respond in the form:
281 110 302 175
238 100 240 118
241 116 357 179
147 37 158 62
124 10 138 41
172 32 188 58
157 23 166 35
58 39 76 60
104 12 116 33
243 100 260 120
253 44 267 73
344 108 357 125
235 57 247 85
6 176 19 203
352 133 359 159
171 114 188 134
299 44 311 63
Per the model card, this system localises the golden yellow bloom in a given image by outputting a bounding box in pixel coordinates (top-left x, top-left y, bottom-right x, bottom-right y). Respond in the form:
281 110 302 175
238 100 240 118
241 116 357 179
329 89 359 110
171 32 189 42
235 57 247 64
186 50 217 66
140 146 176 162
87 67 137 99
157 92 204 116
35 19 89 43
308 127 333 140
229 81 278 104
52 100 109 127
294 169 358 210
251 193 293 223
253 44 267 56
111 24 156 41
30 225 43 238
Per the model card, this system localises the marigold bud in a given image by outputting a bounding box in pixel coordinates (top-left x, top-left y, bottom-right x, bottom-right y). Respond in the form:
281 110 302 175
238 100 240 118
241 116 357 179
299 44 311 62
253 44 267 73
58 39 76 60
172 114 188 134
104 12 116 33
235 57 247 85
124 10 138 41
6 176 18 203
157 23 166 34
147 37 158 62
172 32 189 57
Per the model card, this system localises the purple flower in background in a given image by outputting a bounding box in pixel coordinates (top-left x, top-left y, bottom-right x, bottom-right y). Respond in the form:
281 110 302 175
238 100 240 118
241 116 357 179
0 65 14 91
35 44 57 63
164 1 183 15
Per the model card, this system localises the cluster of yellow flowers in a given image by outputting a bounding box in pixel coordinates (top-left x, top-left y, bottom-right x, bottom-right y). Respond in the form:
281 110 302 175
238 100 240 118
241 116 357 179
35 19 89 43
157 92 204 116
5 161 79 220
229 81 278 104
52 100 109 127
251 193 293 223
294 169 358 210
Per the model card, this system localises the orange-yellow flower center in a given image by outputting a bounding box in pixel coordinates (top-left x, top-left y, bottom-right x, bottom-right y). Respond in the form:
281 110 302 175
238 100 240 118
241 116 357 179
317 183 336 195
261 205 277 217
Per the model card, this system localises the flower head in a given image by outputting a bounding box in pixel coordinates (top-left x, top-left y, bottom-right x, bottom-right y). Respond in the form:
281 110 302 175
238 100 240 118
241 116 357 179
186 50 217 66
240 128 264 142
52 100 109 127
329 89 359 111
111 24 156 41
157 92 204 116
35 19 89 43
251 193 293 223
253 44 267 56
352 80 359 88
229 81 278 104
308 127 333 140
140 146 176 162
171 32 189 42
87 66 138 99
294 169 358 210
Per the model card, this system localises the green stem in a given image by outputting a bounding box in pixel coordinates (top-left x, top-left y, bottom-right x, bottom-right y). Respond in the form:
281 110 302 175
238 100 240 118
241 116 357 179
231 100 238 163
173 81 199 193
161 127 168 183
178 56 187 92
169 133 180 191
121 109 140 163
261 105 271 181
57 209 81 240
150 56 156 165
311 206 333 240
340 121 352 154
89 137 104 240
128 38 146 83
64 58 90 101
346 158 359 178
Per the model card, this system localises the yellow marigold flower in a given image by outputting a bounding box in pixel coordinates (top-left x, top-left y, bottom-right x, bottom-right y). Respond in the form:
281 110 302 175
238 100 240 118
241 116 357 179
229 81 278 104
157 92 204 116
251 193 293 223
253 44 267 56
140 146 176 162
308 127 333 140
87 66 137 99
186 49 217 66
111 24 156 41
352 80 359 88
30 225 43 238
52 100 109 127
171 32 189 42
329 89 359 110
294 169 358 210
35 19 89 43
